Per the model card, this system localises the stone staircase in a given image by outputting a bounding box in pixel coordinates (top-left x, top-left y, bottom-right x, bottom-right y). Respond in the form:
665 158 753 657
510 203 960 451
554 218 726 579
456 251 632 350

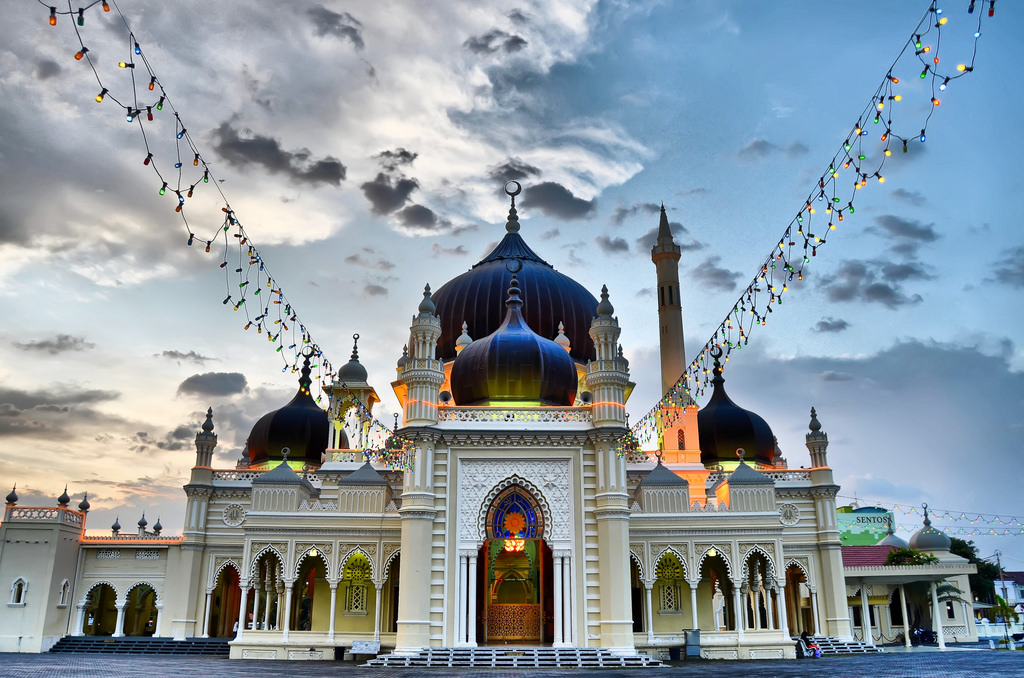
802 635 883 655
49 636 230 657
364 646 662 668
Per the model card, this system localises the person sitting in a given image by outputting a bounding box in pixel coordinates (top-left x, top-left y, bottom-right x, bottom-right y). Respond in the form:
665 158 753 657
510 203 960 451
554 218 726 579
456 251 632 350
800 631 821 658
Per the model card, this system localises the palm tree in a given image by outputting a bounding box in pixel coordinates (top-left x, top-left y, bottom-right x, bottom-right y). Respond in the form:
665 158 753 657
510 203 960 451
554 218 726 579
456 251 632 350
989 595 1019 644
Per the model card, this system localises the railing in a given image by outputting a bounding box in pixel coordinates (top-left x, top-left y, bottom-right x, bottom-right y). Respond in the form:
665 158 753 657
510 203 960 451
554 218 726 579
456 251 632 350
213 469 322 486
5 506 85 526
438 407 592 424
704 469 811 486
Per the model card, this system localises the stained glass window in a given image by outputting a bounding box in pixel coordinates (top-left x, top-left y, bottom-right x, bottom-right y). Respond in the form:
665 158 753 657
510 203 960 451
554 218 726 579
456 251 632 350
486 485 543 539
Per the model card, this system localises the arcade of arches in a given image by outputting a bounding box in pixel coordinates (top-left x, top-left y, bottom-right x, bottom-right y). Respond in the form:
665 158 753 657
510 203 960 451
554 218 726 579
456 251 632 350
77 582 159 637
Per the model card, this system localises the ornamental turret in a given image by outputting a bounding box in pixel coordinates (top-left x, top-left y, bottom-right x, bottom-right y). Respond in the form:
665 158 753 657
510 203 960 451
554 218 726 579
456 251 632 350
585 285 631 427
324 334 379 450
194 407 217 468
401 284 444 426
805 407 829 467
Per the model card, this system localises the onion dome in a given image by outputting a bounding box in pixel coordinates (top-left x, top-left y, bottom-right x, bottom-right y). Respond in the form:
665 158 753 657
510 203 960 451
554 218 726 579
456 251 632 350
455 322 473 354
338 334 368 383
78 492 91 512
450 274 578 406
909 503 951 551
111 516 121 533
697 349 775 467
153 517 162 535
5 484 16 505
878 517 909 548
138 513 148 529
397 345 409 369
57 485 70 507
247 353 329 467
430 183 598 364
202 407 215 433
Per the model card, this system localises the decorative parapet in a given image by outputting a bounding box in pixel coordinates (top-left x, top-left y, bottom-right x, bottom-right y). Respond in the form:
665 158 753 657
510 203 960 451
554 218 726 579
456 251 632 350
438 406 592 425
4 506 84 527
213 469 322 487
329 451 362 463
297 499 338 511
704 469 811 487
81 532 183 543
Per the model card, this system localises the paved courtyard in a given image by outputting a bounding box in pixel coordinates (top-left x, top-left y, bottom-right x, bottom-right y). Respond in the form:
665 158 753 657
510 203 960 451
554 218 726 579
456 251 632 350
1 646 1022 678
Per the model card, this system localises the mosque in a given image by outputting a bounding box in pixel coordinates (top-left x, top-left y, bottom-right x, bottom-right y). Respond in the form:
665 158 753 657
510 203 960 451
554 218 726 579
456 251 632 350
0 184 977 661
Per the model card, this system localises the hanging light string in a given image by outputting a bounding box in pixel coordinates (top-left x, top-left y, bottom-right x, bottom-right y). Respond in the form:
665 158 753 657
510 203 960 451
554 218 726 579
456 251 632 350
41 0 414 469
622 1 996 456
837 495 1024 537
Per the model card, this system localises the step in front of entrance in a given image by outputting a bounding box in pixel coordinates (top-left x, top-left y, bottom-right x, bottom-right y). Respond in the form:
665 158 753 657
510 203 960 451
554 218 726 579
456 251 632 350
49 636 230 656
364 647 662 668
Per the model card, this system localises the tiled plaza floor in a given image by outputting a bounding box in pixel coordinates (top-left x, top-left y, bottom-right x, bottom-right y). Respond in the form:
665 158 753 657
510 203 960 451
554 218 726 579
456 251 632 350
0 647 1021 677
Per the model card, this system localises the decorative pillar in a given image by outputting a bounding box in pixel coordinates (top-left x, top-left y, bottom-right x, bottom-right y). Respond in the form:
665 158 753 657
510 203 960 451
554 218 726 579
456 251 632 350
236 583 250 639
930 581 946 650
562 554 573 645
810 588 820 636
456 553 467 645
765 587 775 630
251 579 262 631
373 582 383 642
276 581 284 631
153 602 163 637
644 581 655 644
775 582 789 638
201 591 212 638
732 586 744 640
860 584 873 645
282 582 293 642
112 602 126 638
262 581 272 631
468 553 478 646
328 582 338 642
553 552 564 646
73 604 87 636
689 582 699 630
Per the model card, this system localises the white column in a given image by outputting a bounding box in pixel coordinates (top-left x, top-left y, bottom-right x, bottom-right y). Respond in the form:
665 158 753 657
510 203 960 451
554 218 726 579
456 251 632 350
810 588 821 636
562 554 572 645
236 583 250 640
644 582 655 644
775 582 789 638
860 584 873 645
153 602 163 637
262 583 272 631
765 588 775 630
251 580 262 630
468 553 478 646
930 581 946 650
328 582 338 642
373 582 383 642
276 583 284 630
73 604 87 636
112 602 126 637
733 586 744 639
553 553 564 646
201 591 212 638
456 554 467 645
689 582 699 630
898 584 911 648
282 583 293 642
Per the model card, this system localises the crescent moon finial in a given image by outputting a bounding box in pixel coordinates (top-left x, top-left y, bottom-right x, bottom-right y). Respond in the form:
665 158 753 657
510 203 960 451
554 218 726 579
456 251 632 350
504 180 522 197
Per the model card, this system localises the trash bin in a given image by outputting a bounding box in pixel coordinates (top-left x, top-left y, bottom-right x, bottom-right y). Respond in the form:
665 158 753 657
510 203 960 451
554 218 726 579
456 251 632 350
668 646 682 661
683 629 701 659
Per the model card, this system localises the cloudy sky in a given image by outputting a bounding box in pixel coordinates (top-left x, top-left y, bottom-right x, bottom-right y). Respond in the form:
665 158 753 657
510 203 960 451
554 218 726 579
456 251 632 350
1 2 1022 568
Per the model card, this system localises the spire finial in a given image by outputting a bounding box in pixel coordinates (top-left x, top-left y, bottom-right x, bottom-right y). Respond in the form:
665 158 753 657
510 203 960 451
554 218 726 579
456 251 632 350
350 333 360 361
78 492 90 512
57 485 70 506
202 407 215 433
281 446 291 463
418 283 436 315
5 484 17 506
505 274 523 309
922 502 931 527
596 284 614 316
809 407 821 432
504 180 522 233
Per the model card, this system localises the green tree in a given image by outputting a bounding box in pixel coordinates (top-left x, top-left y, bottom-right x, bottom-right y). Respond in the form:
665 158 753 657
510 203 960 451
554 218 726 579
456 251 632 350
949 538 998 603
885 547 940 566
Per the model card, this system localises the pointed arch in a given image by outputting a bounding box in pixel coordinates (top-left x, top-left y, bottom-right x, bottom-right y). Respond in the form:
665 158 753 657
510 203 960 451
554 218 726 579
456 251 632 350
79 580 118 606
249 545 285 582
340 546 376 580
477 475 552 545
209 559 241 591
9 577 28 605
123 581 161 604
293 545 332 580
652 546 689 580
784 558 812 586
696 545 733 581
629 549 646 581
382 548 400 581
741 546 777 581
58 579 71 607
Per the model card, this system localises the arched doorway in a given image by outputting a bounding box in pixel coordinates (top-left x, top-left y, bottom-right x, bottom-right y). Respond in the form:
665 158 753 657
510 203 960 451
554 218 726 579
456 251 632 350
742 551 777 631
784 563 813 636
292 548 329 632
210 565 242 637
122 584 158 636
699 552 734 631
478 484 552 644
249 549 283 631
82 583 118 636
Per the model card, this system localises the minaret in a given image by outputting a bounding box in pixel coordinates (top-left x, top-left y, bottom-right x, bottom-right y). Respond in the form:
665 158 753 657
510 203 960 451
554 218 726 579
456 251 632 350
325 334 380 450
401 285 445 427
805 407 829 467
194 408 217 468
586 285 630 427
651 204 685 395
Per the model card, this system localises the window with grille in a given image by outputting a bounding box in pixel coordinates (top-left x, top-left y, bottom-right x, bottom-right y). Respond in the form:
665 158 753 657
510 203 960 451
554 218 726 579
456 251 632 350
9 578 27 606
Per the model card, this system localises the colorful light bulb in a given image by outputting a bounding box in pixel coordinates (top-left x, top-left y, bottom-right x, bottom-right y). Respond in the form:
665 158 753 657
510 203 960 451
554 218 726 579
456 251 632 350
95 88 107 103
77 9 84 25
148 77 156 91
156 96 164 110
159 182 167 195
143 153 152 165
147 107 153 121
134 42 141 56
176 128 186 140
193 153 200 166
74 47 88 61
49 7 56 26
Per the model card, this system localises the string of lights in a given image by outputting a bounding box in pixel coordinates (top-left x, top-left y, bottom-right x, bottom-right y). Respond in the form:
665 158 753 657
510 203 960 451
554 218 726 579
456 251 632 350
837 495 1024 538
40 0 414 468
625 0 998 455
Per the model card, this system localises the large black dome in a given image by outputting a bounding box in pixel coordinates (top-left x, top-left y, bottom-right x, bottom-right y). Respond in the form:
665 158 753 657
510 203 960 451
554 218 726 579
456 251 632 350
248 356 329 467
697 353 775 467
450 275 578 406
431 200 597 364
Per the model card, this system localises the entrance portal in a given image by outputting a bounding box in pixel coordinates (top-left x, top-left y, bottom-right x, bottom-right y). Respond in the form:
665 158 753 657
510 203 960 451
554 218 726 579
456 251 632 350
478 484 552 644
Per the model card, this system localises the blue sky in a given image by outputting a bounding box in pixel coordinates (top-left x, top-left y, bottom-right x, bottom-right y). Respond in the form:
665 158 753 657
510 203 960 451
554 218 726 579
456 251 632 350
1 1 1022 568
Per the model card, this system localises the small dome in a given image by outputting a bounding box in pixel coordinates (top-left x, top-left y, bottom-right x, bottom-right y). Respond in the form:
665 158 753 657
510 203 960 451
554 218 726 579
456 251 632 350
697 350 775 467
57 485 70 506
337 334 368 383
450 274 578 406
909 504 951 551
78 493 91 512
248 354 329 468
418 284 436 315
554 322 571 352
5 484 16 505
878 518 909 548
596 285 614 316
138 513 148 528
430 193 599 364
111 516 121 532
201 407 215 433
455 322 473 353
153 517 163 534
